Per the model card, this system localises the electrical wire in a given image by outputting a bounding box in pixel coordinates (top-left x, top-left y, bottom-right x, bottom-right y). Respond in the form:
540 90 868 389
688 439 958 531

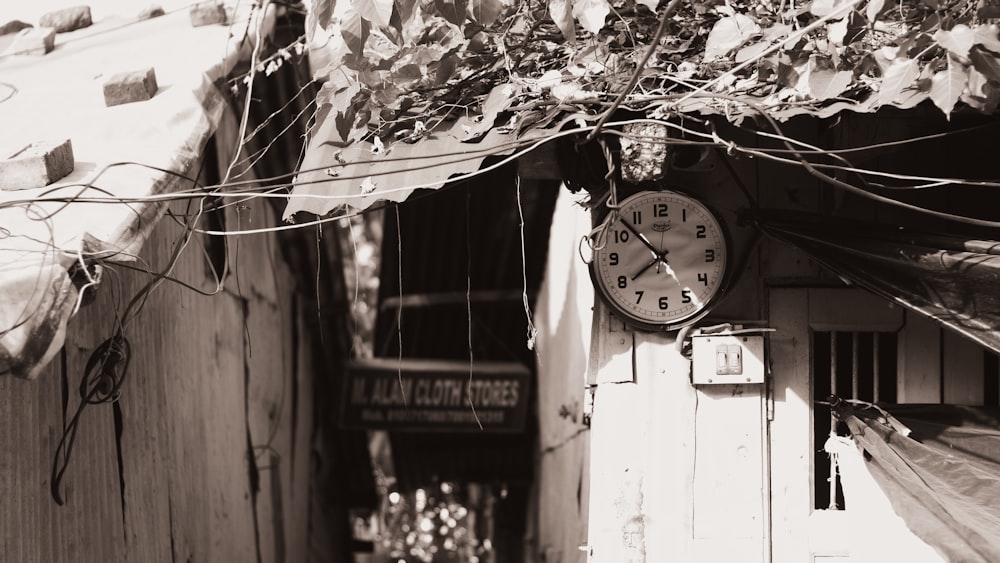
9 119 992 241
11 109 993 222
48 171 213 505
4 94 1000 247
515 176 538 351
692 92 1000 229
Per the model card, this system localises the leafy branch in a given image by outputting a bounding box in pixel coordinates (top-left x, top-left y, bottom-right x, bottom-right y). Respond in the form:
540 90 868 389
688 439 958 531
304 0 1000 154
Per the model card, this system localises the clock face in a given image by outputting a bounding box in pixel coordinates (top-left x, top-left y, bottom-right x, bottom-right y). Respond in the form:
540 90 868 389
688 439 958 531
591 190 729 331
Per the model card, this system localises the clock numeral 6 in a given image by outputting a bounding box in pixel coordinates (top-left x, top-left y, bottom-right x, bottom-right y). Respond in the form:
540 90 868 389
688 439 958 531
658 296 668 310
609 252 619 266
617 275 627 289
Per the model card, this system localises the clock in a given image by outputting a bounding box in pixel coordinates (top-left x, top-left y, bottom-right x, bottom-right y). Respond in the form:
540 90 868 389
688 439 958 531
590 190 729 331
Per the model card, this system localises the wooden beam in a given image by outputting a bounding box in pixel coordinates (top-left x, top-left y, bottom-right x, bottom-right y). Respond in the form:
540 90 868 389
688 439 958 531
380 289 529 310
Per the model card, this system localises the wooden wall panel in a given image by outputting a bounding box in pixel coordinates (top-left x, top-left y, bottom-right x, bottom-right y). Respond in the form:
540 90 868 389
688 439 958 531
897 314 942 404
0 194 318 562
0 342 129 563
692 384 766 562
767 289 812 563
942 330 985 405
287 305 315 563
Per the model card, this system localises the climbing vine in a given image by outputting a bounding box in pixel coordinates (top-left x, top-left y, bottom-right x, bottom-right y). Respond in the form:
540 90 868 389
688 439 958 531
303 0 1000 149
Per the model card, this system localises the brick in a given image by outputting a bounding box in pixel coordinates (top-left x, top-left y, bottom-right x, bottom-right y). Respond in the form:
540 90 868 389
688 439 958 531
103 67 159 107
189 2 227 27
9 27 56 56
137 4 165 20
39 6 92 33
0 20 32 36
0 140 75 190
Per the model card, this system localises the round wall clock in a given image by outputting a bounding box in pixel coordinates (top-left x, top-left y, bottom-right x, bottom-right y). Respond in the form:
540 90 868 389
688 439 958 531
590 189 730 331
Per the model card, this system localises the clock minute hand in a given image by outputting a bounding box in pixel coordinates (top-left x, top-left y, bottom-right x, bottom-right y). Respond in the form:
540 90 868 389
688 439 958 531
619 219 661 257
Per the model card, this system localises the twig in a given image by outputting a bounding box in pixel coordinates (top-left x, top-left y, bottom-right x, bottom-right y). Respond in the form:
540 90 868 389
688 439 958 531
582 0 682 144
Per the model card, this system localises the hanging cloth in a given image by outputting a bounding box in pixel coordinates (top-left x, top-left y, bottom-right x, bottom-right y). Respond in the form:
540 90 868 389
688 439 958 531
833 401 1000 562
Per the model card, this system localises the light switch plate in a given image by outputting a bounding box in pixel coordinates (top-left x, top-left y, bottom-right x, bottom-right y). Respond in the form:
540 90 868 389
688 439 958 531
691 335 765 385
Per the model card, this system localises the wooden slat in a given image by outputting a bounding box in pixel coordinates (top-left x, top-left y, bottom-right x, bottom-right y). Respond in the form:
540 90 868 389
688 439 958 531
639 332 698 563
943 330 985 405
807 289 903 332
756 119 824 282
0 326 128 562
692 385 765 551
246 297 293 562
4 195 312 563
241 198 316 563
533 187 594 563
287 305 315 563
897 314 942 404
585 302 645 563
768 289 812 563
588 305 634 386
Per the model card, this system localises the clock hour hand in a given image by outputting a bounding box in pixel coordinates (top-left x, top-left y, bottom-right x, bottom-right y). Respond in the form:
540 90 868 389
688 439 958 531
631 257 659 280
631 249 670 280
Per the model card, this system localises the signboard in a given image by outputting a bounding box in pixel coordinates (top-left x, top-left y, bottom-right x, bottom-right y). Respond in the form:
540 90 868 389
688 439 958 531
341 358 531 433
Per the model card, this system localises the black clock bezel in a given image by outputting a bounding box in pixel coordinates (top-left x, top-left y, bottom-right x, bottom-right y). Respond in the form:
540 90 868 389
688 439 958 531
588 189 733 332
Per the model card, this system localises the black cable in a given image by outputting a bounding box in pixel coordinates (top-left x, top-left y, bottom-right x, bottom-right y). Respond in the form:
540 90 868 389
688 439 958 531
50 334 131 504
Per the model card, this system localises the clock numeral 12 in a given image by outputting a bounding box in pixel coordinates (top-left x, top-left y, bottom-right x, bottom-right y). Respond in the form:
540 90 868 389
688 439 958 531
653 203 668 217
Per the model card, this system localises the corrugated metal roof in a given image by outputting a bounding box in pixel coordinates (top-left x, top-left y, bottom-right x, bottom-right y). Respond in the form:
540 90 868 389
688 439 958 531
0 5 276 378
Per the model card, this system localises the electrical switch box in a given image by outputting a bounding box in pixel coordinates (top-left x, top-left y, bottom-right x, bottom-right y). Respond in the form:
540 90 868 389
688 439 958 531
691 335 764 385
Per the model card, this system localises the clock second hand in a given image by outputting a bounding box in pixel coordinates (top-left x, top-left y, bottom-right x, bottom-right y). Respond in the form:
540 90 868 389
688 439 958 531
653 226 681 283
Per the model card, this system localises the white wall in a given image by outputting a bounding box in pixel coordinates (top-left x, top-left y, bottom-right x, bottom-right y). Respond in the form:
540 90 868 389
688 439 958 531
531 188 594 563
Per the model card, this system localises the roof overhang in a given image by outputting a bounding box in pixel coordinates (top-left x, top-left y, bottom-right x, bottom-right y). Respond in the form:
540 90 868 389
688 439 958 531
0 5 275 378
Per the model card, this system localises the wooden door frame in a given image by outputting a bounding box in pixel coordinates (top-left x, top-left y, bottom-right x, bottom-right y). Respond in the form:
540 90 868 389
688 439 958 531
768 288 903 562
